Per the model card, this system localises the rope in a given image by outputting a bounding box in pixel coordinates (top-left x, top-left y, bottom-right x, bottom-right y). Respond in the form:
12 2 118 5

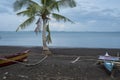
26 55 48 66
0 55 48 66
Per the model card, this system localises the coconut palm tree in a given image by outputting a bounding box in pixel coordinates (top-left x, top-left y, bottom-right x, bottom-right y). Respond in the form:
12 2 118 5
13 0 76 53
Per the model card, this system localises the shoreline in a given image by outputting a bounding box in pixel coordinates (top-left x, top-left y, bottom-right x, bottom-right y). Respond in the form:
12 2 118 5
0 46 120 80
0 46 120 56
0 45 120 49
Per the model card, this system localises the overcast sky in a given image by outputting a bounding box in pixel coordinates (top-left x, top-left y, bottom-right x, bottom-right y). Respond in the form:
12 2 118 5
0 0 120 32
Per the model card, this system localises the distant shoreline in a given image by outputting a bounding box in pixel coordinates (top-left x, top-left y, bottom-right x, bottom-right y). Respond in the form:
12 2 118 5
0 31 120 33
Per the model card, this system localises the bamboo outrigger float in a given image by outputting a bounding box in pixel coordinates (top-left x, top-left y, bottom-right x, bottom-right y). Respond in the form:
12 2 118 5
0 50 30 67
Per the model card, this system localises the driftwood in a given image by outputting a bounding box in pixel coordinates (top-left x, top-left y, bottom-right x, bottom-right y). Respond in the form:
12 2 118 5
71 56 80 63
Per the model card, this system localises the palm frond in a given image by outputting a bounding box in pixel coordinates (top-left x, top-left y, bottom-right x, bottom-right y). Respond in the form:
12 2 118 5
52 13 74 23
13 0 30 11
41 0 46 6
47 1 60 12
34 18 42 34
29 0 40 5
16 16 35 31
17 10 32 17
41 0 56 6
46 24 52 44
17 5 43 17
14 0 40 11
58 0 76 8
28 2 43 13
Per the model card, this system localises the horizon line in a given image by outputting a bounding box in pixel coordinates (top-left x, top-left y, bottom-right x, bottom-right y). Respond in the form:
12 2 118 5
0 31 120 33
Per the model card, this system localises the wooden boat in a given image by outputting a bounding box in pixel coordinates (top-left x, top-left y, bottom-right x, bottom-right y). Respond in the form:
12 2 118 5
98 52 120 73
0 50 30 67
103 61 114 72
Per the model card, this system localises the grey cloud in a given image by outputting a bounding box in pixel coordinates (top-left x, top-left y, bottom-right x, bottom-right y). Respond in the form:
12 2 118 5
0 6 13 14
70 7 120 21
0 0 15 14
62 6 120 32
0 0 15 7
0 7 9 13
102 9 115 13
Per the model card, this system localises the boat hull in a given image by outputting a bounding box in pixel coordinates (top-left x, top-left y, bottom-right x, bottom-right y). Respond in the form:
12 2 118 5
0 50 29 67
103 61 114 72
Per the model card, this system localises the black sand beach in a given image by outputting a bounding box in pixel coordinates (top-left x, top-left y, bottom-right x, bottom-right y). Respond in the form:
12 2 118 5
0 46 120 80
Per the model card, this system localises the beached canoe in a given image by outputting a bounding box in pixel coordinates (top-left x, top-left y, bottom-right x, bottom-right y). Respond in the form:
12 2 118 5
0 50 30 67
103 61 114 72
98 52 120 73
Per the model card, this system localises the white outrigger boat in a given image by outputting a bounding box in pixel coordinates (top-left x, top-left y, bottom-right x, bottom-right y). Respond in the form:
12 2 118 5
98 52 120 74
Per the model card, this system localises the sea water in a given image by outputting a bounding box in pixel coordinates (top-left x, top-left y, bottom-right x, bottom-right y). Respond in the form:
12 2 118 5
0 31 120 48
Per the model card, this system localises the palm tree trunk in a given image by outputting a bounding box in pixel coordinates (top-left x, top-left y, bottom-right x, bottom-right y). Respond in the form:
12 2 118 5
42 19 49 51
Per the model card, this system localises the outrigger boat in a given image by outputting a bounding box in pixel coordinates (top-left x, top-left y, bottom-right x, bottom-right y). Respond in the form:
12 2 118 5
98 52 120 73
103 61 114 72
0 50 30 67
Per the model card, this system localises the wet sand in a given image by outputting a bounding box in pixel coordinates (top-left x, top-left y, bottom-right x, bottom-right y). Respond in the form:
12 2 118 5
0 46 120 80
